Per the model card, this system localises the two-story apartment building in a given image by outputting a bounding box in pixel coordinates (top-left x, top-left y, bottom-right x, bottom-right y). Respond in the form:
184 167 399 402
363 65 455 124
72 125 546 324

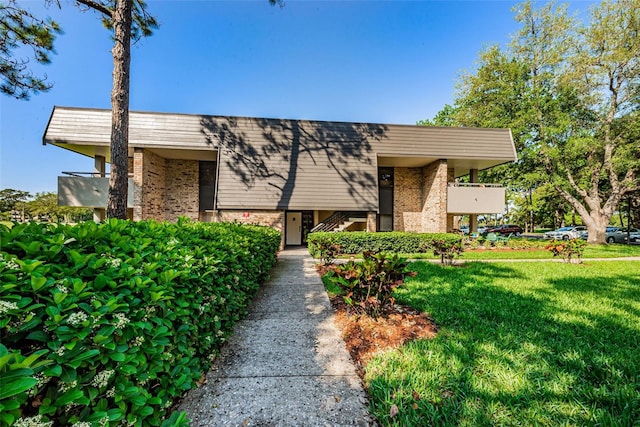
44 106 517 246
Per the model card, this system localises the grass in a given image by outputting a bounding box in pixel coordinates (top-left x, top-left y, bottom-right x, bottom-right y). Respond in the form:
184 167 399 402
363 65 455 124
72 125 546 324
365 260 640 426
395 243 640 260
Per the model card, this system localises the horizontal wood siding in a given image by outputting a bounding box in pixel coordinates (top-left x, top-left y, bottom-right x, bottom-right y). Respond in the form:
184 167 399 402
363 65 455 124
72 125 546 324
214 117 380 210
44 106 518 211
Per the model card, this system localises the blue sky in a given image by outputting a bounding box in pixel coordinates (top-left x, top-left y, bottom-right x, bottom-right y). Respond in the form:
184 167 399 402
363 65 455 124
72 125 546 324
0 0 592 194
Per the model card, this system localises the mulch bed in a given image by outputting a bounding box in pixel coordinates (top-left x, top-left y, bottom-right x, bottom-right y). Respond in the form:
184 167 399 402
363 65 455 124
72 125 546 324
330 297 438 377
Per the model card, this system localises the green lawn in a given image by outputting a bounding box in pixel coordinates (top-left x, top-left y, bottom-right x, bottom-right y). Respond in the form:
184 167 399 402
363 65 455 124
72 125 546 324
401 243 640 260
365 260 640 426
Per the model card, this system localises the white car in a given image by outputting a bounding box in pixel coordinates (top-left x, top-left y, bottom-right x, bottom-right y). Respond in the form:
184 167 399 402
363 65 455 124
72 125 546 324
544 226 588 240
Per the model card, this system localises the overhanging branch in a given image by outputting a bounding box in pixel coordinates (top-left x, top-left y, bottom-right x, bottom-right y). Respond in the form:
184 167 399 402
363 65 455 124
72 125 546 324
74 0 113 18
555 185 591 219
565 168 588 200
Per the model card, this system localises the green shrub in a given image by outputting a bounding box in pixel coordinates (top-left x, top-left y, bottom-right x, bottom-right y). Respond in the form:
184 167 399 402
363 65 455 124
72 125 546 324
324 251 415 318
0 218 280 426
307 231 462 260
545 238 588 263
316 241 342 266
431 237 464 265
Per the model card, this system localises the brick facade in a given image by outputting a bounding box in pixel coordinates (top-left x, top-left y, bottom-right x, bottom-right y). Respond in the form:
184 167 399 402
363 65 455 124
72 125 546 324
165 159 199 221
421 160 450 233
392 161 453 233
130 148 452 237
131 151 200 222
366 211 377 232
136 149 166 221
213 210 284 229
213 210 285 248
447 168 455 231
393 167 423 232
132 149 163 221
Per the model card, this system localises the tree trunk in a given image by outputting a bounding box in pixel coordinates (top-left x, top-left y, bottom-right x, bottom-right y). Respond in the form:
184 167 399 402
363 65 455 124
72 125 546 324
106 0 132 219
528 189 534 232
558 191 616 244
584 215 609 244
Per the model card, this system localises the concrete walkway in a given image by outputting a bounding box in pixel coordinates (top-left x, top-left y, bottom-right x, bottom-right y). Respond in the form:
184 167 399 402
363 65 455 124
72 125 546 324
179 247 374 427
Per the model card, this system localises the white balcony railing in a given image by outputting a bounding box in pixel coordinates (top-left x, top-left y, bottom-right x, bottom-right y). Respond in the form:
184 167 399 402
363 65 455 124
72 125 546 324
447 182 505 214
58 174 135 208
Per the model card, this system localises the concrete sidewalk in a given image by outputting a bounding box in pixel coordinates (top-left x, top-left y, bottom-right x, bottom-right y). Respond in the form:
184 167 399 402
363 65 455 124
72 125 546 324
179 247 374 426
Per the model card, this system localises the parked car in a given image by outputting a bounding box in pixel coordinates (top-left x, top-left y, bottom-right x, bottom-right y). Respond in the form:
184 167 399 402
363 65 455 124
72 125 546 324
484 224 523 236
620 228 640 243
606 227 640 244
544 226 588 240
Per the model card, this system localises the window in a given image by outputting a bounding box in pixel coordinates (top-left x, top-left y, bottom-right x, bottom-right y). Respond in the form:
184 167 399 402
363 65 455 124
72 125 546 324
199 161 217 211
378 167 394 231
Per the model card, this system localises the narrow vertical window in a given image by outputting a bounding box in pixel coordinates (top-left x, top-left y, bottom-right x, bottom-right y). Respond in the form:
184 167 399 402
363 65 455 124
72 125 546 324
378 167 393 231
199 161 217 211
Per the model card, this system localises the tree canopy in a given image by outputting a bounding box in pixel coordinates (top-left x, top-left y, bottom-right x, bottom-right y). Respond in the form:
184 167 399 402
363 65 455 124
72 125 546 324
0 0 61 99
423 0 640 243
4 0 281 219
0 189 92 222
0 188 30 212
0 0 158 100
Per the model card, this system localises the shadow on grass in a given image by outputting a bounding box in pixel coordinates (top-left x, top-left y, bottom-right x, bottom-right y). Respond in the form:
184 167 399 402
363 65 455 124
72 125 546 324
366 261 640 426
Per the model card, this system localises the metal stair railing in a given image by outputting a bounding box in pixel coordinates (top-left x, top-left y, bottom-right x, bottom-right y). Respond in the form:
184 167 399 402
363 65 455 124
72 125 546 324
310 211 367 233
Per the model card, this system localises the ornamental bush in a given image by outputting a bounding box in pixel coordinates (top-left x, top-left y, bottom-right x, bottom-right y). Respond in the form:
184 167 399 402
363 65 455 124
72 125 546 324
545 238 587 264
324 251 416 318
0 218 280 427
307 231 463 260
431 237 464 266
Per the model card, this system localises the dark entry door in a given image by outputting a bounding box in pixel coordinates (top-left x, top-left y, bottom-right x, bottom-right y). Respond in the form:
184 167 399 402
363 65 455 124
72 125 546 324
378 167 393 231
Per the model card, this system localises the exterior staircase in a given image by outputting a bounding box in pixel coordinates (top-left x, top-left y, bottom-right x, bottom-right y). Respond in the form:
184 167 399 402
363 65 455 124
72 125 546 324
310 211 368 233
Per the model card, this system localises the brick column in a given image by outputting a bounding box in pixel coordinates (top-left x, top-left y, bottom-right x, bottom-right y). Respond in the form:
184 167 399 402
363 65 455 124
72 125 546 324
367 211 377 232
93 155 107 222
421 160 449 233
446 167 455 232
164 159 199 221
393 168 422 232
132 149 143 221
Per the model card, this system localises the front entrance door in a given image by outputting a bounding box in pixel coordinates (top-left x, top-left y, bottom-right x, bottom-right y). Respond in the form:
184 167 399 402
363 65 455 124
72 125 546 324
286 212 302 245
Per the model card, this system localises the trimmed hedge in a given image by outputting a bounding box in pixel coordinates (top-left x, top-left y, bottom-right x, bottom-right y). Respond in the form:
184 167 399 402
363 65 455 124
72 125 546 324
0 218 280 427
307 231 462 257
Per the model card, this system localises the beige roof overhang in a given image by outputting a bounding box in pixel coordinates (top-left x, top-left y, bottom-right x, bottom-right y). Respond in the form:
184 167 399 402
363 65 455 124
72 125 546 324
43 106 517 210
43 106 218 161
